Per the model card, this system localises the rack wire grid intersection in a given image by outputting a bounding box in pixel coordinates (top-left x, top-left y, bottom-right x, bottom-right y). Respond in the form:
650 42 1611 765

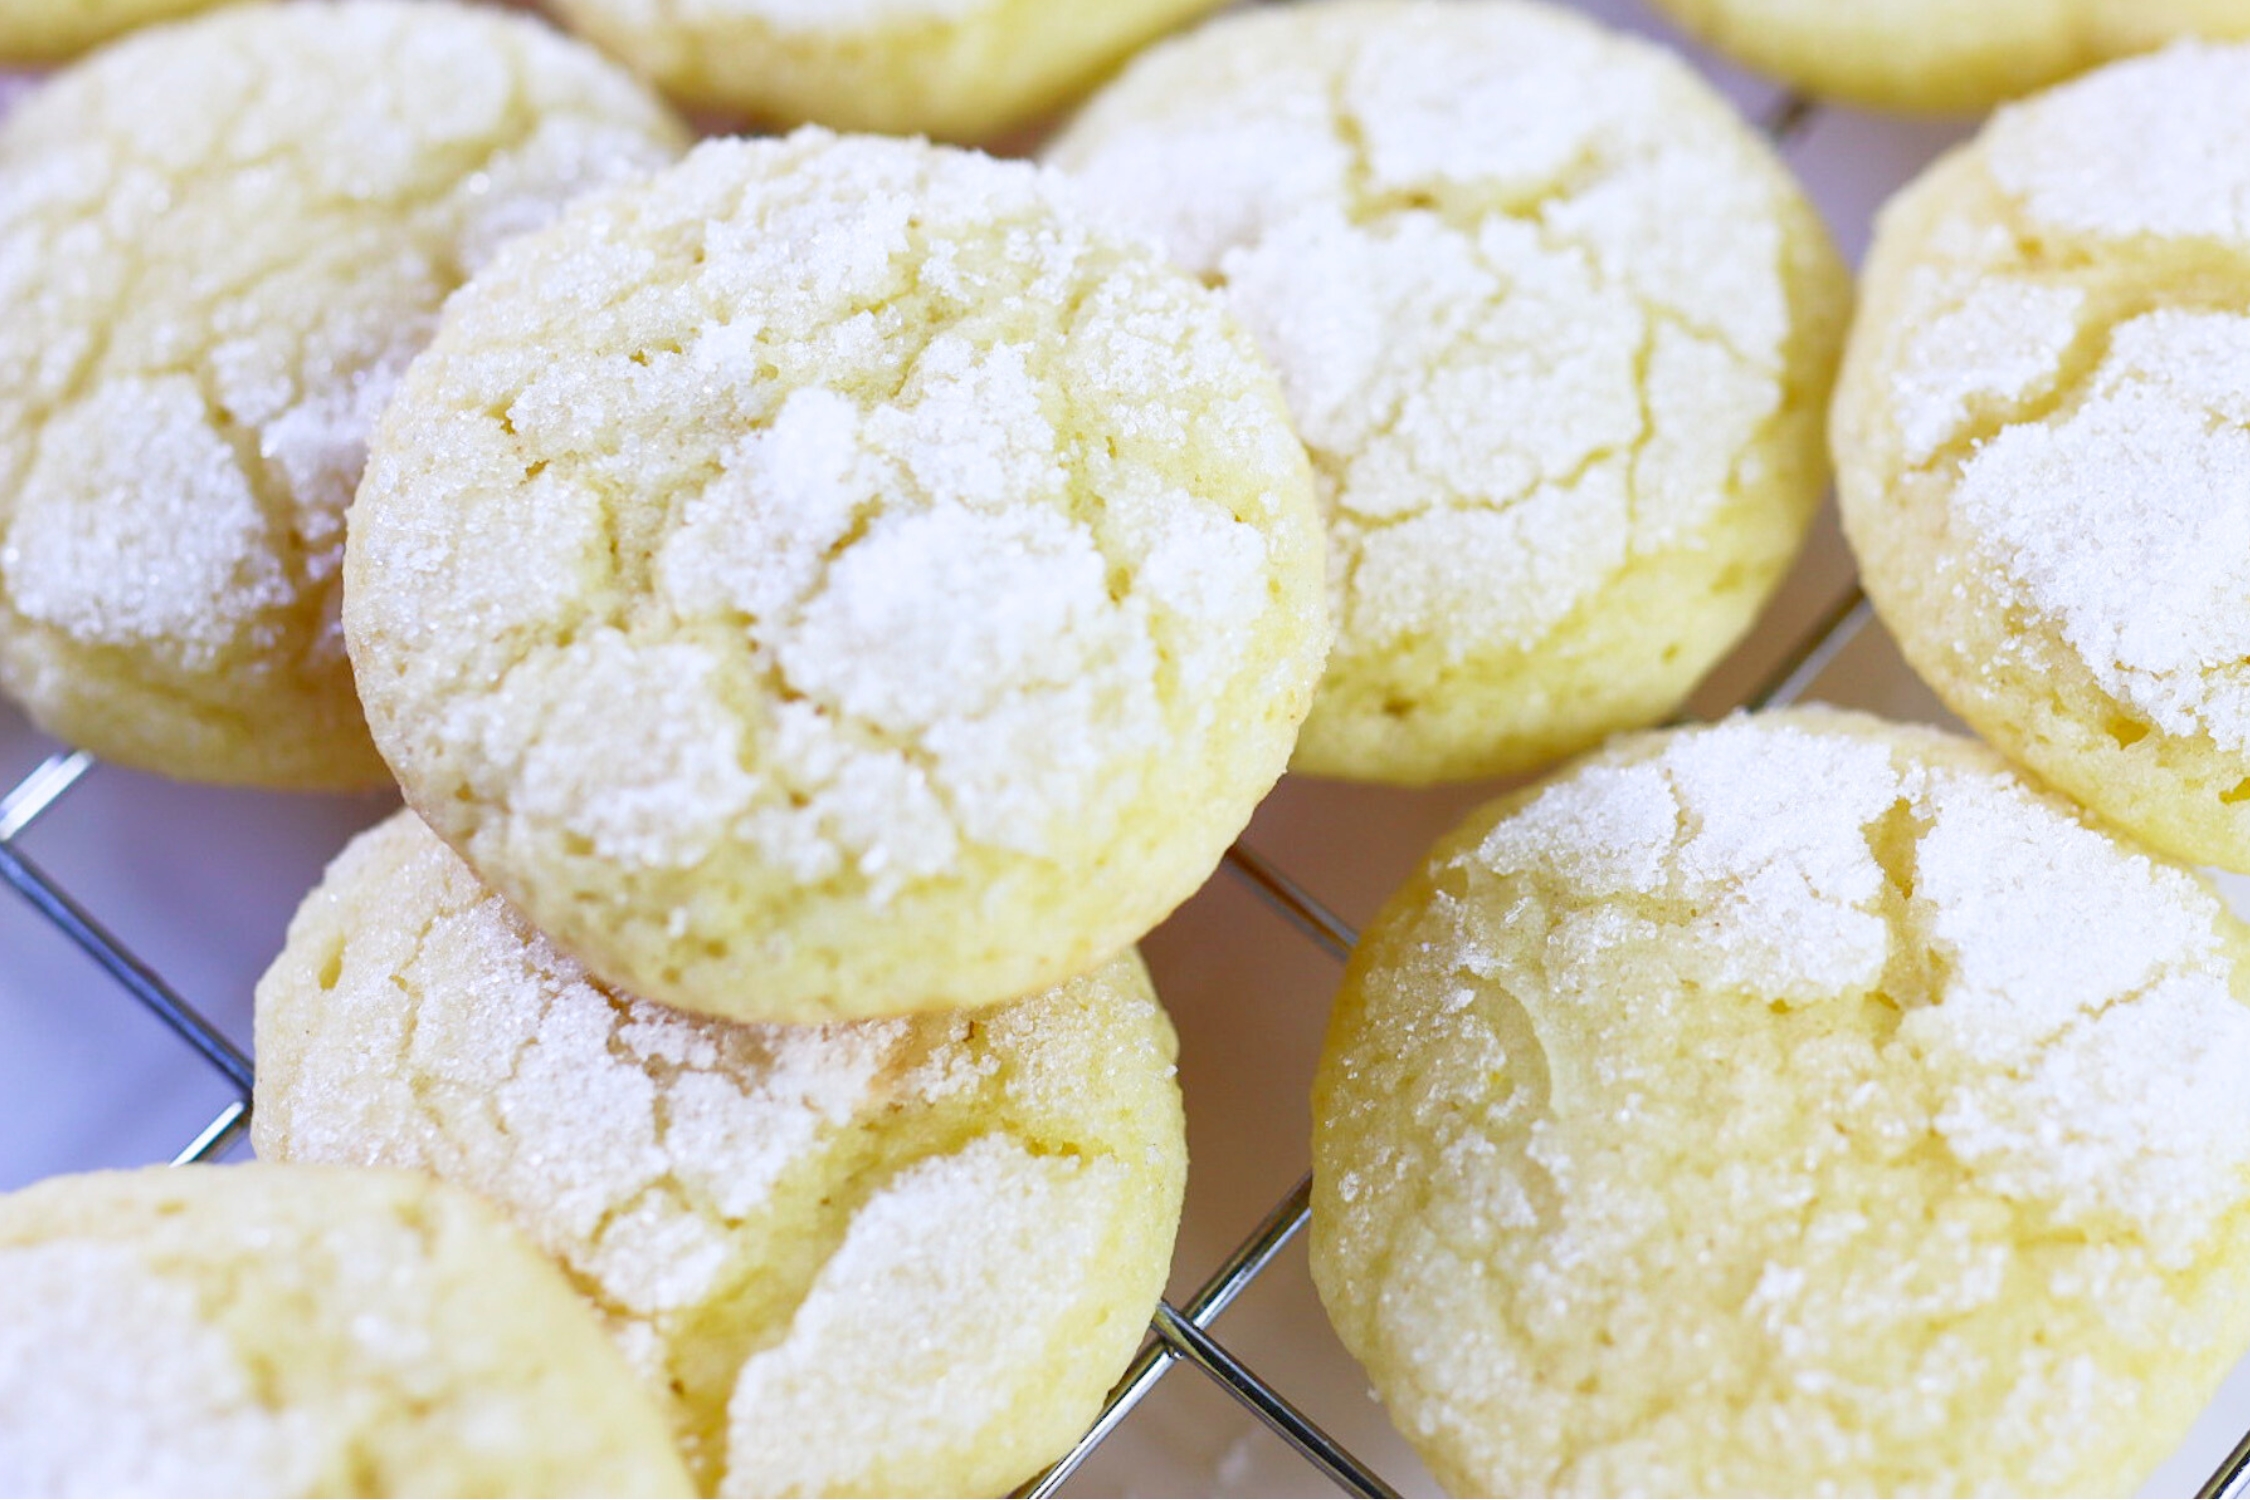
6 77 2250 1500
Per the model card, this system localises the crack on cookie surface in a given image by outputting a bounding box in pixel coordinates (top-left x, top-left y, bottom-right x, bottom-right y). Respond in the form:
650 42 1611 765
1313 710 2250 1495
253 811 1186 1496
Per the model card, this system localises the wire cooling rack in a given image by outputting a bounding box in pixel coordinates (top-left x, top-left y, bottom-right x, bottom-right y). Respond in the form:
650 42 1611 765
7 7 2250 1496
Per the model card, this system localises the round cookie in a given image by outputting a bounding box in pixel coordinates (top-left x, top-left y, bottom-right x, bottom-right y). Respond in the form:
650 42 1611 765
344 131 1327 1025
0 0 233 66
1049 0 1849 786
0 0 686 789
252 809 1187 1498
1312 708 2250 1496
542 0 1227 143
1646 0 2250 114
0 1163 692 1497
1834 44 2250 873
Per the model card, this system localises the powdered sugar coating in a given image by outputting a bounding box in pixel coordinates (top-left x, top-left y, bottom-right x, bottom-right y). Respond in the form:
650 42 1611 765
1983 43 2250 240
346 130 1326 1024
723 1137 1134 1496
0 1242 324 1496
0 0 685 788
1050 0 1848 783
1953 310 2250 751
1314 709 2250 1495
0 1166 691 1497
1835 41 2250 870
253 810 1188 1496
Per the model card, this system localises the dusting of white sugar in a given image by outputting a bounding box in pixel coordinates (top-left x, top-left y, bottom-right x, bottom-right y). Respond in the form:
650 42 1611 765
1313 710 2250 1495
260 815 945 1320
1951 309 2250 751
723 1137 1125 1496
1889 275 2084 467
1463 713 2250 1242
253 810 1182 1492
1053 0 1797 661
0 0 682 780
0 1242 321 1494
1985 42 2250 242
349 127 1314 938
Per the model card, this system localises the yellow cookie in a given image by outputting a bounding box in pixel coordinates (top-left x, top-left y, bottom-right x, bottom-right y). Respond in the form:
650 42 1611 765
1835 44 2250 872
0 1164 692 1497
1647 0 2250 114
0 0 686 789
0 0 233 65
345 131 1327 1025
1050 0 1848 785
542 0 1227 143
253 809 1187 1498
1313 708 2250 1495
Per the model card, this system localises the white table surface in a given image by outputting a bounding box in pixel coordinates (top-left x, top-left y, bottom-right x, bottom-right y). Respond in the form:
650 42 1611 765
3 2 2246 1495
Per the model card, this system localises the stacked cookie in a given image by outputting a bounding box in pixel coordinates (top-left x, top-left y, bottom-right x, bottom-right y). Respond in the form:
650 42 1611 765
290 110 1331 1491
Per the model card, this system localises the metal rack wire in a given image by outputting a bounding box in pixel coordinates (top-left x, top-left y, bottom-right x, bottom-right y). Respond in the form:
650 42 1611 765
5 58 2250 1500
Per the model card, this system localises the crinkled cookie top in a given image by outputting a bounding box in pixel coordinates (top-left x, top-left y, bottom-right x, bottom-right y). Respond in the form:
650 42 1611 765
0 0 684 785
1315 709 2250 1495
1855 43 2250 755
346 129 1325 1021
254 810 1186 1496
1052 0 1809 674
0 1164 692 1497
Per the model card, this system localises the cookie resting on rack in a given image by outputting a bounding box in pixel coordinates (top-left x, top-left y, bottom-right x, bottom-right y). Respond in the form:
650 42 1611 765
1835 43 2250 873
252 809 1187 1498
1645 0 2250 113
543 0 1227 143
0 0 686 789
0 1164 692 1498
1312 708 2250 1496
1049 0 1849 785
0 0 230 64
344 130 1328 1025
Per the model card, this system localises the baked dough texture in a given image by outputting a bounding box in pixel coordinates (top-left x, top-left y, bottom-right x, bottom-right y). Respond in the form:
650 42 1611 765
1647 0 2250 114
252 809 1187 1498
1835 44 2250 872
542 0 1227 142
0 1163 693 1498
0 0 685 788
0 0 232 65
1313 708 2250 1496
345 131 1327 1025
1049 0 1848 785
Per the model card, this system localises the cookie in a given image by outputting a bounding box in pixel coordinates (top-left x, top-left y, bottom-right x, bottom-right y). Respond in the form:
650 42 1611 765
543 0 1227 143
0 0 685 789
252 809 1187 1498
344 131 1327 1024
1834 44 2250 872
1049 0 1848 785
1646 0 2250 114
1312 708 2250 1495
0 1163 692 1497
0 0 230 65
